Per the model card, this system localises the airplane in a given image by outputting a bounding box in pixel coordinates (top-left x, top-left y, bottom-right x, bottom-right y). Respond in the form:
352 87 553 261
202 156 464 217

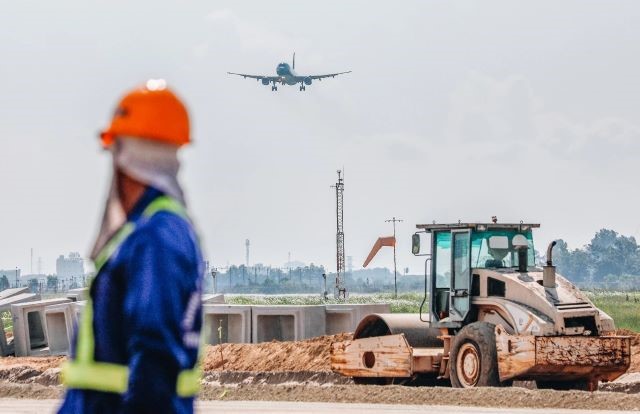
228 53 351 91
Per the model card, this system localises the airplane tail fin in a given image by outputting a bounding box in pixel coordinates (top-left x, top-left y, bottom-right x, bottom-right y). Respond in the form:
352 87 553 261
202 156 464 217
293 52 296 70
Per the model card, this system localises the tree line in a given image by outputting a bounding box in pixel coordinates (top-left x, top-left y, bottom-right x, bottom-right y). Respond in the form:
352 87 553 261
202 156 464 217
553 229 640 289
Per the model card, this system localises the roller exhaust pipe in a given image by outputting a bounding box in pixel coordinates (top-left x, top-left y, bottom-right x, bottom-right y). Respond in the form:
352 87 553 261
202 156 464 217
543 241 557 288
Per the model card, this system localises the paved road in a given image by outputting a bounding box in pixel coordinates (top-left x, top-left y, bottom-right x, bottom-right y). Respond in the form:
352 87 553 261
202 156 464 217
1 400 638 414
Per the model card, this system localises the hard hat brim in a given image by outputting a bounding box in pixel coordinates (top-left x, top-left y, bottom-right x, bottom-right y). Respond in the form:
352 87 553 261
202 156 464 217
100 131 115 148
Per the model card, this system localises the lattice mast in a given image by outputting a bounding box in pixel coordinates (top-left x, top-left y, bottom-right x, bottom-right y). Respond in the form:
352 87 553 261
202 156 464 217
332 170 347 299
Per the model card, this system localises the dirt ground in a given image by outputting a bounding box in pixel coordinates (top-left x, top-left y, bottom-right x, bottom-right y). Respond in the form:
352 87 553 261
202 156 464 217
0 332 639 410
1 383 640 411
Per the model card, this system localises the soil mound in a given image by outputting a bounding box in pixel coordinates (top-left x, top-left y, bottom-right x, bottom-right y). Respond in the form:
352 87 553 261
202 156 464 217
203 333 352 372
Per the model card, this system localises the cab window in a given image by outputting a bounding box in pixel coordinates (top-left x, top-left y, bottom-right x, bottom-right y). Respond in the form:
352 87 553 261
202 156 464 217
471 230 535 269
434 231 451 288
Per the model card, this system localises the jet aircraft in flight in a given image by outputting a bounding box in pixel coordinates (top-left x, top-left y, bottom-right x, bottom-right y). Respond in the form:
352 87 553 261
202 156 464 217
228 53 351 91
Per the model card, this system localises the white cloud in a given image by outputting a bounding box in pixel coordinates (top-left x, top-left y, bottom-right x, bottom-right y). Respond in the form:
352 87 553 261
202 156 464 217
444 72 640 162
206 9 234 22
204 8 299 53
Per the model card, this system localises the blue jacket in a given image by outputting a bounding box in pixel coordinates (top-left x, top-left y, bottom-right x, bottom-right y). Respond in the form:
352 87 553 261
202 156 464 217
59 188 204 414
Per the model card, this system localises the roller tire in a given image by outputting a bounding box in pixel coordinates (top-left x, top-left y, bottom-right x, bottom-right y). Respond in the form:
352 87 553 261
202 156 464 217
450 322 506 388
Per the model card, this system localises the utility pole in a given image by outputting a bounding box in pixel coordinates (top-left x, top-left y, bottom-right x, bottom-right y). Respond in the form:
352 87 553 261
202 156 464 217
331 170 347 299
385 217 403 298
211 268 217 294
245 239 250 267
322 273 328 300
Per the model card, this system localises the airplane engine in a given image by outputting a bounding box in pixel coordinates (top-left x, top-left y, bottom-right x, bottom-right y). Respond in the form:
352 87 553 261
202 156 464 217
261 79 270 85
303 77 313 86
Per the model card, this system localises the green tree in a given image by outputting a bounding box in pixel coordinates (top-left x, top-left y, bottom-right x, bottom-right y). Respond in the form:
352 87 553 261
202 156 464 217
47 275 58 292
554 229 640 286
588 229 640 280
29 278 39 293
0 275 9 291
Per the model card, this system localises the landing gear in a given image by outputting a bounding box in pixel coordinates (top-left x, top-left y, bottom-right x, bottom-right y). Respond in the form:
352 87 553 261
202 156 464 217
299 85 306 91
271 85 278 91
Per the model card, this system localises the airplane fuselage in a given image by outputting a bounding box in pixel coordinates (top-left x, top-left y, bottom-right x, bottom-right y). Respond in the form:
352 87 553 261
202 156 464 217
276 63 300 85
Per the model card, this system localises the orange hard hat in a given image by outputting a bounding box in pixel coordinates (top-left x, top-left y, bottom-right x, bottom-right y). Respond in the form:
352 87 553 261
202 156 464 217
100 79 190 148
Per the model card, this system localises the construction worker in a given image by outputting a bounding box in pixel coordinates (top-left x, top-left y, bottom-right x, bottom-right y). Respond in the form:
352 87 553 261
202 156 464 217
58 79 204 414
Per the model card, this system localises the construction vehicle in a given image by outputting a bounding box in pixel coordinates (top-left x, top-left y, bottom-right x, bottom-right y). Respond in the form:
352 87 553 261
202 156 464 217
331 222 631 390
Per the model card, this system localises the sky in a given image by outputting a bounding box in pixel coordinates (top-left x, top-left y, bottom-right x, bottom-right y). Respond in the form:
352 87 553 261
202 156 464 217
1 1 640 276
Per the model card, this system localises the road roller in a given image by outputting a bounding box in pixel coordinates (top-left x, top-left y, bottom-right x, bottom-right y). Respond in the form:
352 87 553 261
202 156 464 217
331 222 631 390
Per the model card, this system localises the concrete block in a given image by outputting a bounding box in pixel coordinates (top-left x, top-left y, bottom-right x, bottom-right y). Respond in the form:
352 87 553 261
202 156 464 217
0 316 13 356
325 303 391 335
72 301 86 325
0 293 41 313
0 287 29 300
252 305 325 343
202 294 225 304
44 303 76 355
11 298 71 356
66 288 88 302
202 305 251 344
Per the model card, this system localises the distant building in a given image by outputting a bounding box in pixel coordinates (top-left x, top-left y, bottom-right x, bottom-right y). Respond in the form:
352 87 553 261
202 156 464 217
346 256 353 274
56 252 85 279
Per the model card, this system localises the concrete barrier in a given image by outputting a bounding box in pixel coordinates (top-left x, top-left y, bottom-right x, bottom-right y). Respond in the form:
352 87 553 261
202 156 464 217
202 305 251 344
0 287 29 300
66 288 88 302
0 316 13 356
12 299 390 356
11 298 71 356
325 303 391 335
0 293 41 313
44 303 75 355
72 301 86 324
0 292 39 356
202 294 225 304
252 305 326 343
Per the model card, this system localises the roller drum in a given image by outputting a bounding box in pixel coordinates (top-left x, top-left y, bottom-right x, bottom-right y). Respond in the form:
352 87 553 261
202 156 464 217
353 313 443 348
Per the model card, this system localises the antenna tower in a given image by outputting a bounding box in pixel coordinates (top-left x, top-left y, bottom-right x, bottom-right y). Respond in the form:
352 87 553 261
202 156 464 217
331 170 347 299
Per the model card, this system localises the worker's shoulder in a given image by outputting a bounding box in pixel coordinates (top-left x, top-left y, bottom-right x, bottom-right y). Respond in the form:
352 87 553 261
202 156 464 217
131 210 200 254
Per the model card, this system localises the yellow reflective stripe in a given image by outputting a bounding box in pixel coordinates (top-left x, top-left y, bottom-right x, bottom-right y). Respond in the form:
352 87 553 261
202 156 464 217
61 360 129 394
143 195 188 220
176 367 202 397
176 329 206 397
62 360 199 396
94 223 135 273
76 295 95 363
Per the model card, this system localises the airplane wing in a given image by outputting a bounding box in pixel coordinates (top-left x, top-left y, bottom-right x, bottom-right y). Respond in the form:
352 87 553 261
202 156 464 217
309 71 352 80
227 72 281 82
